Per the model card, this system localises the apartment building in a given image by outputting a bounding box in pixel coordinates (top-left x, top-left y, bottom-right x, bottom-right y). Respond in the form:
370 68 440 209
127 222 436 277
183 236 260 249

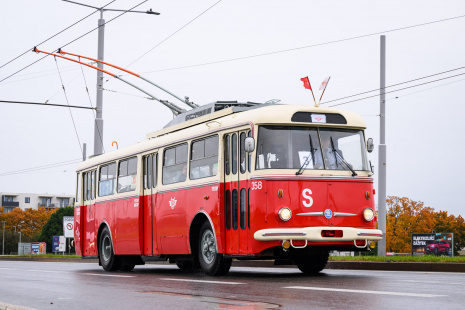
1 192 75 212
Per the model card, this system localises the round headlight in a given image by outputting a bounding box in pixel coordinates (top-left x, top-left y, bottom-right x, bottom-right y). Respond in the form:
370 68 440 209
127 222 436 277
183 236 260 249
278 207 292 221
363 208 375 221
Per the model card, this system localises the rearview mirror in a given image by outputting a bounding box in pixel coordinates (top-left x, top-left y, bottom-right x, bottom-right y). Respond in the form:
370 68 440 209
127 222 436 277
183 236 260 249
367 138 374 153
245 137 255 153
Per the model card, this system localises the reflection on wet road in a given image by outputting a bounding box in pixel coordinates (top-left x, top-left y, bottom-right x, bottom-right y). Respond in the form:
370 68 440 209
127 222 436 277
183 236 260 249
0 261 463 309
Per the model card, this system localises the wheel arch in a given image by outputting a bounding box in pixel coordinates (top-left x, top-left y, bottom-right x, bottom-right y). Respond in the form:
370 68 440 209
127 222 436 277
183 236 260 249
189 211 218 257
97 221 114 257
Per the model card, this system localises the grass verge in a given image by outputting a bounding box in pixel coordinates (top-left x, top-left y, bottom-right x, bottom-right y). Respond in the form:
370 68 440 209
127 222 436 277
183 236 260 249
329 255 465 263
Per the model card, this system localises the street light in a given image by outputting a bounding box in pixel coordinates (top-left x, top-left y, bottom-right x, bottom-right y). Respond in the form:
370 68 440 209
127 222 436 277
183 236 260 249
13 226 21 244
62 1 160 156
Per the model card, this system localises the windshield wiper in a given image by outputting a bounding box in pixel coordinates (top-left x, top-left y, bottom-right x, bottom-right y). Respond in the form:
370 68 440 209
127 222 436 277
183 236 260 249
330 137 357 176
296 134 316 175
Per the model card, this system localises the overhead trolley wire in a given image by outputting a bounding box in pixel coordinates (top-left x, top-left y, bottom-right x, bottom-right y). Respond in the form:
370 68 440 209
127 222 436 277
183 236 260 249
326 71 465 108
0 158 82 177
0 0 148 84
140 13 465 74
322 65 465 105
127 0 224 68
0 0 116 70
0 100 95 110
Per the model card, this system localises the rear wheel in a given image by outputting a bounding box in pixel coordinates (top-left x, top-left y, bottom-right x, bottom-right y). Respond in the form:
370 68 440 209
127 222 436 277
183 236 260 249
294 251 329 275
99 227 120 271
198 222 231 276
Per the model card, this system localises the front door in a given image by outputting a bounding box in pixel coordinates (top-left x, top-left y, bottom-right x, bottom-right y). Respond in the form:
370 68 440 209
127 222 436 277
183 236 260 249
143 153 159 255
224 130 251 254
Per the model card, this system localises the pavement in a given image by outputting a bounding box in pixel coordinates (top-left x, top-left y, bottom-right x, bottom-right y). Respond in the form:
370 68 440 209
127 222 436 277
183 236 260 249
1 256 464 272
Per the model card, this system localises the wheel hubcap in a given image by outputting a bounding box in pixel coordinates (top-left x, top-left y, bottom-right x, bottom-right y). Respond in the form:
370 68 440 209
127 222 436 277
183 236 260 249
102 235 111 262
201 230 216 264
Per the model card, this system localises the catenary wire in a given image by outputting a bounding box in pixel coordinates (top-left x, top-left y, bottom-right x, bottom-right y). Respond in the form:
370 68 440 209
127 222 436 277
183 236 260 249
0 159 82 177
327 72 465 107
0 100 95 110
126 0 223 67
0 0 116 70
140 13 465 74
0 0 148 84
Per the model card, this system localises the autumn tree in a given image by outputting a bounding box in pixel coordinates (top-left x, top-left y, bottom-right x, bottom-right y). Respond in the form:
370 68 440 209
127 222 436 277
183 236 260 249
433 211 465 256
386 196 435 253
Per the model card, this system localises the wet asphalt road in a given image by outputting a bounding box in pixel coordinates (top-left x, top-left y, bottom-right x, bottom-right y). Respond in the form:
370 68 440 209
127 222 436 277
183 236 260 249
0 261 464 310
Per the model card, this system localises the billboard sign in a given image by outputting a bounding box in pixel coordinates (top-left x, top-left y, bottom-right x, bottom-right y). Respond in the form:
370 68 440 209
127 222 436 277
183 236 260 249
31 242 46 254
412 233 453 256
52 236 66 252
63 216 74 238
52 236 60 252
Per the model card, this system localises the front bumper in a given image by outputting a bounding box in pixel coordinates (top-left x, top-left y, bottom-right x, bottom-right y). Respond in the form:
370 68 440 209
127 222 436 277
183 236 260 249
254 226 383 242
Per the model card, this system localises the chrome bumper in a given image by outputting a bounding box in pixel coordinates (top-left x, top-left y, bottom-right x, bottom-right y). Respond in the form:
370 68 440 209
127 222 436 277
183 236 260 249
254 227 383 242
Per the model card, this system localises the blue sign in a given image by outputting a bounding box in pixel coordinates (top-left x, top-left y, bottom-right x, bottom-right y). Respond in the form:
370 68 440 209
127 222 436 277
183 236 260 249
52 236 60 252
324 209 333 219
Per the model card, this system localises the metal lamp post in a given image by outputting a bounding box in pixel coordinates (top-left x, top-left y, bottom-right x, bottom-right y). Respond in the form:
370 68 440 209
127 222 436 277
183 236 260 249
1 221 6 256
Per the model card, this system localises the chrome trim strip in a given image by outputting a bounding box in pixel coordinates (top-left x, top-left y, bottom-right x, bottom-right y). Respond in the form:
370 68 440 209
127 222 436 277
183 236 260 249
297 212 324 216
357 232 383 237
250 175 372 181
262 232 307 237
334 212 356 217
158 181 220 194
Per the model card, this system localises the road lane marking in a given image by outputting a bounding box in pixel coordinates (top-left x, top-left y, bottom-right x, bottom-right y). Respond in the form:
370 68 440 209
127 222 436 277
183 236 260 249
0 302 36 310
284 286 447 298
82 273 135 278
400 280 464 285
160 278 245 285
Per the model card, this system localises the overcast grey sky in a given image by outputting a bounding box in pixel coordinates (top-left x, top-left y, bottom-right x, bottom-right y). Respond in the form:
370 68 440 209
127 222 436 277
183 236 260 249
1 0 464 216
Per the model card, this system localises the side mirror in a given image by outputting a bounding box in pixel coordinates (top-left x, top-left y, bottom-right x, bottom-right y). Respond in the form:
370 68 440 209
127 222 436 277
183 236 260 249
367 138 374 153
244 137 255 153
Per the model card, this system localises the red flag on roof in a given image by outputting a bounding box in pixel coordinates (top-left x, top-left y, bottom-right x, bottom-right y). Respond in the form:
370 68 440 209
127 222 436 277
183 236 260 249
300 76 312 90
319 76 330 90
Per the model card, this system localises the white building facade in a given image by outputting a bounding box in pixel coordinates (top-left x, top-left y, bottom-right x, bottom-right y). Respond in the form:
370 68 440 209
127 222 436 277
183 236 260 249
1 192 75 213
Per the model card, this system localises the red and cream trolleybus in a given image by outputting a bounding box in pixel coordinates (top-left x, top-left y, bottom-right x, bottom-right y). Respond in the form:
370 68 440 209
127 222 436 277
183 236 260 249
74 101 382 275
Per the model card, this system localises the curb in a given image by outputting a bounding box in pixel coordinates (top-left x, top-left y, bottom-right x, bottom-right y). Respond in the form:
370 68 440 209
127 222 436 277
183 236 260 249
1 257 464 272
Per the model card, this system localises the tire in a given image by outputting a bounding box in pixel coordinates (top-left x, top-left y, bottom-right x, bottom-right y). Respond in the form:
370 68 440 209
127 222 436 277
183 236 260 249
198 221 232 276
176 260 194 271
99 226 120 271
294 251 329 275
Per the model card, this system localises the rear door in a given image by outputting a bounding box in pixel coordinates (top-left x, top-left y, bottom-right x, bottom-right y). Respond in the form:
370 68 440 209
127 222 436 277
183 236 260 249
142 153 159 255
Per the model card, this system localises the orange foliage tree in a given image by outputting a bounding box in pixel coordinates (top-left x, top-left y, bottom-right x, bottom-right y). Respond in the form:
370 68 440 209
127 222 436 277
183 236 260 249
385 196 465 255
0 207 57 239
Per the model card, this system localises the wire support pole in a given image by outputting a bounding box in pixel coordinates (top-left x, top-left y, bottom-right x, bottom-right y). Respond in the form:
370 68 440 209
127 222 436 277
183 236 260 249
378 35 387 257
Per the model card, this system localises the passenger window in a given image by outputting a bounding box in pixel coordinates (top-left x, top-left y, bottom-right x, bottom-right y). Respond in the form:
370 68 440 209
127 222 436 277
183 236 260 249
190 135 219 180
232 133 237 175
143 155 152 189
163 143 188 185
99 162 116 196
224 135 230 176
240 132 246 174
118 157 138 193
153 153 158 188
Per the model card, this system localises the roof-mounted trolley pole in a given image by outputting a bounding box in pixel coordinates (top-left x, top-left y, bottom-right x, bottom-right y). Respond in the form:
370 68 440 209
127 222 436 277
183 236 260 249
33 47 186 114
57 49 198 109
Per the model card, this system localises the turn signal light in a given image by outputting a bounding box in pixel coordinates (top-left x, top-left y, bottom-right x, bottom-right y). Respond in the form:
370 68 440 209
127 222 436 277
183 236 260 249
282 240 291 250
369 241 377 249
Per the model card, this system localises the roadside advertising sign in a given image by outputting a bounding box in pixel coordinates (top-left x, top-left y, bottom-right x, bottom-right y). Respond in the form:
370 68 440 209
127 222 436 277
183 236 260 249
58 236 66 252
31 242 46 254
52 236 60 252
412 233 454 256
63 216 74 238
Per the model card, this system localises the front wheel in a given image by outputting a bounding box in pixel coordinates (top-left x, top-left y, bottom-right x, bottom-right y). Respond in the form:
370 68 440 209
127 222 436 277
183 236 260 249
99 226 120 271
198 222 231 276
294 251 329 275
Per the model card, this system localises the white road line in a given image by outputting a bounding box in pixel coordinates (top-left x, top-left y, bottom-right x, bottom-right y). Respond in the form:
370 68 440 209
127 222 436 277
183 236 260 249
284 286 447 298
82 273 135 278
400 280 464 285
160 278 245 285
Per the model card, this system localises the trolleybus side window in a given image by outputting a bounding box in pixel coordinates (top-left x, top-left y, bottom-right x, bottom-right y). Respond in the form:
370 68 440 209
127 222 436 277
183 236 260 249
99 162 116 197
76 173 80 203
232 133 237 175
118 157 138 193
153 153 158 187
83 172 88 201
240 188 247 230
143 155 152 189
247 131 252 173
91 170 96 200
240 132 246 174
190 135 219 180
232 189 238 230
224 135 230 175
162 143 188 185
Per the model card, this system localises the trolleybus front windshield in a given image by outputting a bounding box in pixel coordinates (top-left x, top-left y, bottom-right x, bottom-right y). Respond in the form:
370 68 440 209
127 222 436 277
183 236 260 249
256 126 369 171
